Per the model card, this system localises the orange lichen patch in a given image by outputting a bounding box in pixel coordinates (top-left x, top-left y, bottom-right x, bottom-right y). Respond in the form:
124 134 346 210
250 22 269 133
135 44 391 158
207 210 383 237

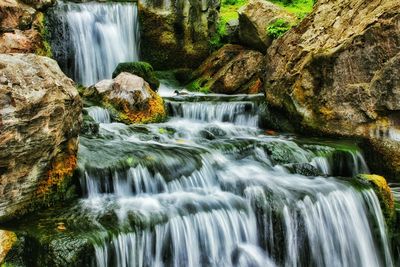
36 154 77 197
0 230 17 263
358 174 395 223
119 91 166 124
248 78 263 94
319 106 335 120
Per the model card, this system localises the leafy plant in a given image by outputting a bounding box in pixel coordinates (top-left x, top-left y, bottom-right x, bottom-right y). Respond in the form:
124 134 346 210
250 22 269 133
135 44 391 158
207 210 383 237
266 19 292 39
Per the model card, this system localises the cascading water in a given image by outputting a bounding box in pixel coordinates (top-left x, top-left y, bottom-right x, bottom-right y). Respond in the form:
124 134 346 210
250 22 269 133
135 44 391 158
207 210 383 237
48 2 140 86
78 92 394 267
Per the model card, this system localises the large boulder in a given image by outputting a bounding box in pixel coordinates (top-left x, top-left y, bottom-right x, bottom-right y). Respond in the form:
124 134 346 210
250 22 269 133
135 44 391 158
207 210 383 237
238 0 297 52
0 0 51 56
112 61 160 91
85 72 166 124
189 44 264 94
264 0 400 138
139 0 220 70
0 54 82 222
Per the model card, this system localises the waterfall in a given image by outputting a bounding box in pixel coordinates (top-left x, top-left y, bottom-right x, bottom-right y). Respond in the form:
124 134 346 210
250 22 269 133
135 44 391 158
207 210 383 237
48 2 140 86
76 93 395 267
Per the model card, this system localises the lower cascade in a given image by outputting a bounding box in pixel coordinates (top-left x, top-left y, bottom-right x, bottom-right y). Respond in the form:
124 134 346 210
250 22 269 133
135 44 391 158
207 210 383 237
72 92 393 267
48 1 140 86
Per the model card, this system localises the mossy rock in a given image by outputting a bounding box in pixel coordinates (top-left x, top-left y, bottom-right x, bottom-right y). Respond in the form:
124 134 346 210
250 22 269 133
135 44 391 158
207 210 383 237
112 62 160 91
357 174 396 225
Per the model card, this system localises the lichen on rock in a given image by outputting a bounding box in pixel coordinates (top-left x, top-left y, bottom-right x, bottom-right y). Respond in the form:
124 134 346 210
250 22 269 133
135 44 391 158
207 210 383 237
0 53 82 222
357 174 396 225
85 72 166 124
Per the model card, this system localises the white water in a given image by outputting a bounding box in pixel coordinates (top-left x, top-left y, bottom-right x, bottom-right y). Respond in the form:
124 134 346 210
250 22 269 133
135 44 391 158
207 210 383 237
50 2 140 86
78 95 393 267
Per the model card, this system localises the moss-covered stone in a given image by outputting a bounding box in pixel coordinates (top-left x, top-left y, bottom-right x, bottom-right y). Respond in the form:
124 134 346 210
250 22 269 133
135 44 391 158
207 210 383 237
357 174 396 225
112 62 160 91
34 12 52 58
0 230 17 264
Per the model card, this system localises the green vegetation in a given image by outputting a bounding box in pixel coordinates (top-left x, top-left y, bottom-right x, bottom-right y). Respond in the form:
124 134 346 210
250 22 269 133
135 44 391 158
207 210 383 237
209 19 229 50
112 61 160 90
187 78 211 94
220 0 247 20
270 0 314 19
35 13 52 58
266 18 293 39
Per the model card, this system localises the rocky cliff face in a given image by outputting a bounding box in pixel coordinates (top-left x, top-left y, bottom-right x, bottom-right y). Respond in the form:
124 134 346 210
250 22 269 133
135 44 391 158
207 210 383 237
139 0 220 70
0 54 82 222
264 0 400 137
0 0 52 56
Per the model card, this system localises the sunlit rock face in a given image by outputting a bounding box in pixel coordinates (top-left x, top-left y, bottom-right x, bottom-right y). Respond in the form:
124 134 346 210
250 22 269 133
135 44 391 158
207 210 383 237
0 0 51 55
139 0 220 70
188 44 264 94
0 53 82 222
264 0 400 138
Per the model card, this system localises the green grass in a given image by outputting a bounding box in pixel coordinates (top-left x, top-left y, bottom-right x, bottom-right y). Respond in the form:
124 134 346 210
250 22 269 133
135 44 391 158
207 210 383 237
220 0 314 21
267 18 293 39
270 0 314 19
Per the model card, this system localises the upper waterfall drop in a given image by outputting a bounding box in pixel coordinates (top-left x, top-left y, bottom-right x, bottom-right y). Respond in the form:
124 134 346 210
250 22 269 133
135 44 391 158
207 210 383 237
48 2 140 86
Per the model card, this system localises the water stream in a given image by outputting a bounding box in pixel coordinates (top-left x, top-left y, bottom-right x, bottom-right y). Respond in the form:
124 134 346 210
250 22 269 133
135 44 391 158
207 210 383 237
48 2 140 86
77 93 393 267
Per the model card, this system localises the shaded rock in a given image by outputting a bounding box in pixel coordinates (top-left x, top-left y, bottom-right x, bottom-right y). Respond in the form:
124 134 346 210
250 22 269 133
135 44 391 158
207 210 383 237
20 0 56 10
264 0 400 138
0 0 51 56
0 53 82 222
189 44 264 94
112 61 160 91
286 163 323 177
238 0 297 52
363 138 400 181
357 174 395 225
86 72 166 124
139 0 220 70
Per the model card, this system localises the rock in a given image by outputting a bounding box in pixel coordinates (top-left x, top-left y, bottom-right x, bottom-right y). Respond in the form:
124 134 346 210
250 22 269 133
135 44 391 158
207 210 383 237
363 138 400 181
264 0 400 138
139 0 220 70
112 61 160 91
0 0 51 56
0 230 17 263
188 44 264 94
86 72 166 124
20 0 56 10
286 163 323 177
0 53 82 222
357 174 395 224
238 0 297 52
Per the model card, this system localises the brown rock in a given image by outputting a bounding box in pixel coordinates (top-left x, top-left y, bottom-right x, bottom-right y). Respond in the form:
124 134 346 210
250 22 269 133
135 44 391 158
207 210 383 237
0 0 49 55
264 0 400 137
189 44 264 94
88 72 166 124
238 0 297 52
139 0 220 70
0 54 82 222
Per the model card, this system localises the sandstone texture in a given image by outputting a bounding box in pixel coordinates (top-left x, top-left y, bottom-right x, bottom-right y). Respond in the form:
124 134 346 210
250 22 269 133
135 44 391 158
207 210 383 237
189 44 264 94
238 0 297 52
264 0 400 138
0 54 82 222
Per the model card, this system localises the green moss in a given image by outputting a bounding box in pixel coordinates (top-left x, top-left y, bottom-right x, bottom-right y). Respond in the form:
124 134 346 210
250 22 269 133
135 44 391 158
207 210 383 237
35 13 52 58
357 174 396 226
187 78 211 94
267 18 293 39
112 62 160 90
220 0 247 20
